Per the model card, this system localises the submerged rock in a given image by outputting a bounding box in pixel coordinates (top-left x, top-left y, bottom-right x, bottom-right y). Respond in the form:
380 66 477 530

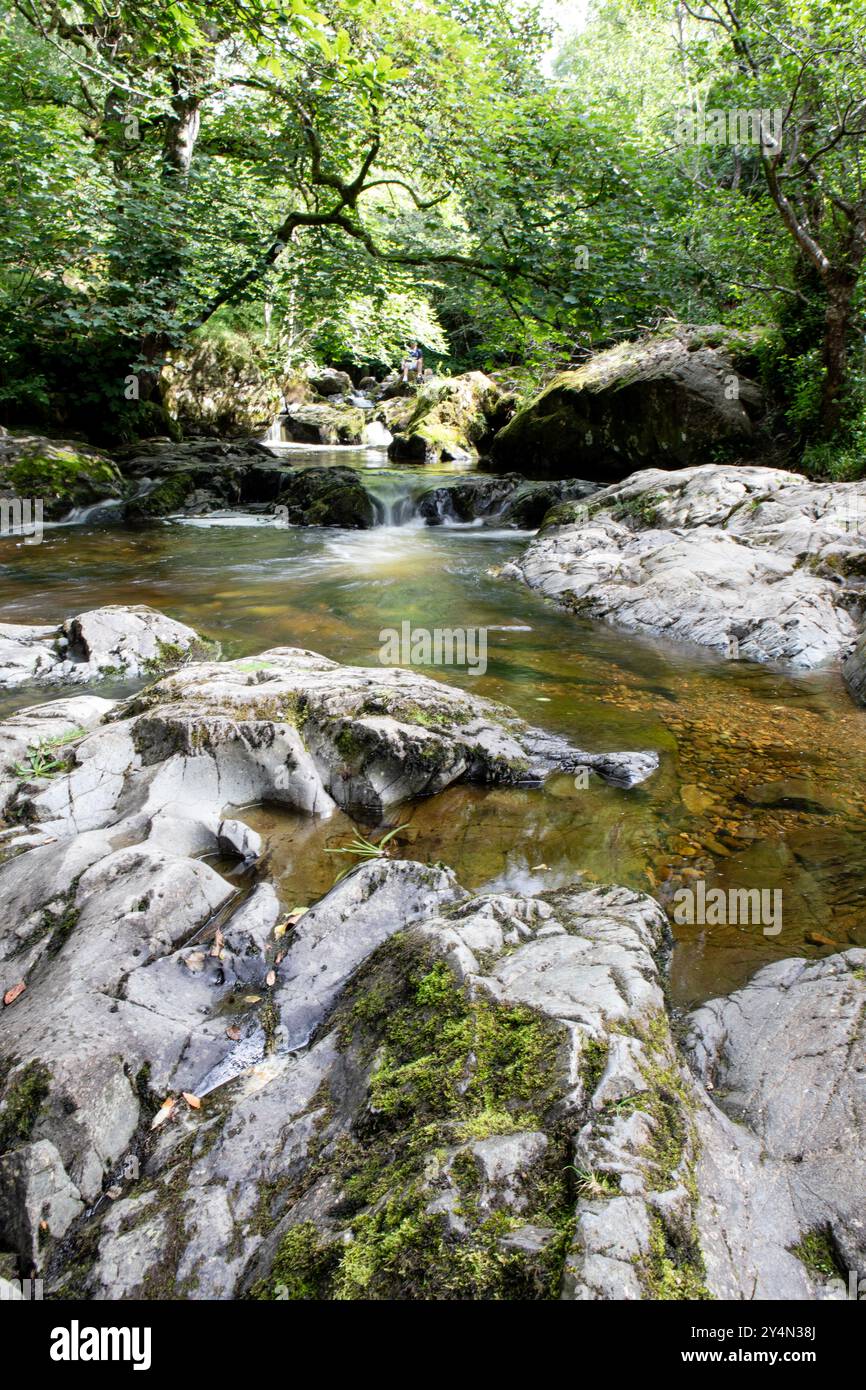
504 464 866 672
0 605 215 690
490 325 767 481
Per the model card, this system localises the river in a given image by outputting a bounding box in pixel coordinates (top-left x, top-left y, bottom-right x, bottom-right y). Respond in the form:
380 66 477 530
3 445 866 1011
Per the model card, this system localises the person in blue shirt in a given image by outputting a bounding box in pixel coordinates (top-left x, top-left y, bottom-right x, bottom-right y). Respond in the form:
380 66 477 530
401 340 424 384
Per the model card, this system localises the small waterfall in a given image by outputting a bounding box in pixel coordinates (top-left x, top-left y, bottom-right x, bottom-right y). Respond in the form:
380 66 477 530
54 497 125 527
262 414 287 444
363 472 427 527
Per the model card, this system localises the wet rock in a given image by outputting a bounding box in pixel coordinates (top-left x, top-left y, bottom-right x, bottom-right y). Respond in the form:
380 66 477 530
0 606 215 691
504 464 866 672
275 465 375 528
490 325 767 481
842 631 866 706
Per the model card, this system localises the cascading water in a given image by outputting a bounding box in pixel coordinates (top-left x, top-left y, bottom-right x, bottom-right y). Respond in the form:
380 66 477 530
362 470 427 527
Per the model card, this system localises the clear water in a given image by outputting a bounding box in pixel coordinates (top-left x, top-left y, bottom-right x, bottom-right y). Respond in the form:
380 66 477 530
2 447 865 1010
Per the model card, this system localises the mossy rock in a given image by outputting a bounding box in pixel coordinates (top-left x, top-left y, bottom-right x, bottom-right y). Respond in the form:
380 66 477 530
0 435 123 519
124 472 196 521
490 326 767 481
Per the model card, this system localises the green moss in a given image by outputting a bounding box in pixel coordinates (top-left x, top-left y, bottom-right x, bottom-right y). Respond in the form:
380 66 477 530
0 1060 52 1154
579 1037 609 1097
125 473 194 521
259 939 573 1300
7 446 121 516
640 1213 712 1300
790 1227 847 1282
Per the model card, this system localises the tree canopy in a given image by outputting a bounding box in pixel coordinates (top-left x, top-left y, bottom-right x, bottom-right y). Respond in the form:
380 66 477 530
1 0 865 456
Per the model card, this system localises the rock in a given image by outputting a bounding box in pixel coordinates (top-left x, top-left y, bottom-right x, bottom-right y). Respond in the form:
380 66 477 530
843 632 866 705
504 464 866 671
0 433 123 521
490 325 767 480
6 647 656 840
275 466 375 528
686 950 866 1282
417 473 526 524
0 1140 84 1266
307 368 353 398
117 438 276 518
388 372 503 464
0 605 216 691
161 335 310 436
280 404 366 446
0 694 115 811
417 475 599 529
270 859 465 1052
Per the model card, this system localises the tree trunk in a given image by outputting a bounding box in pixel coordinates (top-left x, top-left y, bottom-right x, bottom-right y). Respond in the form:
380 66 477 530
818 272 858 438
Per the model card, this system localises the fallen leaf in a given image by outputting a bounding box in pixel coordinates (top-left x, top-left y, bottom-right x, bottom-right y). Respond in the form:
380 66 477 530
210 928 224 959
274 923 287 939
243 994 261 1004
182 1091 201 1110
286 907 307 924
150 1097 176 1130
225 1025 241 1041
266 969 276 987
529 864 548 872
3 981 26 1007
184 951 206 973
275 951 285 965
39 1219 49 1231
105 1187 122 1201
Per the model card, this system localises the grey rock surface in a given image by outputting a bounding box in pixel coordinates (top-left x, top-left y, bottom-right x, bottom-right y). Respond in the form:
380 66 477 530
505 464 866 672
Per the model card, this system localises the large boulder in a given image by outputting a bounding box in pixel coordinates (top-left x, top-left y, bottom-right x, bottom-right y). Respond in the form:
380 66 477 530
0 434 122 521
0 606 216 690
490 326 766 481
279 403 365 446
161 335 310 437
306 367 353 398
388 373 503 465
504 464 866 672
118 438 275 518
1 646 657 841
3 823 855 1299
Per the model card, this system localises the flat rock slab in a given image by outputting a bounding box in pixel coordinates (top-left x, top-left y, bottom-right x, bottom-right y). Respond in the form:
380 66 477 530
505 464 866 672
